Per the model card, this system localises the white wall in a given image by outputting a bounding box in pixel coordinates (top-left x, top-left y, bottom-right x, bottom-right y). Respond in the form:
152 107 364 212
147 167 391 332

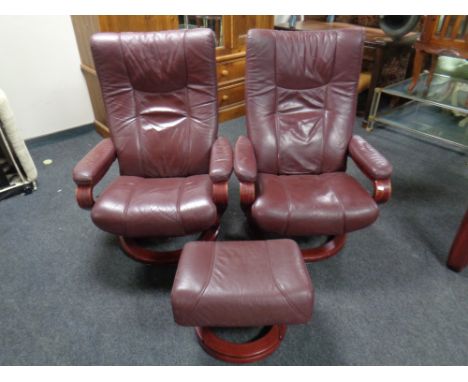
0 16 94 139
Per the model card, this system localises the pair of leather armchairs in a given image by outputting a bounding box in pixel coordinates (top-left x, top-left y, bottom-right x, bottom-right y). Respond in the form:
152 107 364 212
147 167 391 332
73 28 392 264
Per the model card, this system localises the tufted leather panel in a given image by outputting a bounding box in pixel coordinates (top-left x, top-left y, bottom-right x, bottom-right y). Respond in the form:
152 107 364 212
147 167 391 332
91 175 217 237
245 29 364 175
251 173 378 236
171 240 314 327
91 29 218 178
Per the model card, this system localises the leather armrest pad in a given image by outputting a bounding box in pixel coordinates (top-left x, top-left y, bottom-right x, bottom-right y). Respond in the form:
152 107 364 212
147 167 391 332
234 136 257 183
209 136 233 183
349 135 392 180
72 138 116 186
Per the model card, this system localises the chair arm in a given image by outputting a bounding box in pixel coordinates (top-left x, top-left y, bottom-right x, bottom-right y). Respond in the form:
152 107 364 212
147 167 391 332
234 136 258 206
72 138 116 209
348 135 392 204
234 136 257 183
209 136 233 183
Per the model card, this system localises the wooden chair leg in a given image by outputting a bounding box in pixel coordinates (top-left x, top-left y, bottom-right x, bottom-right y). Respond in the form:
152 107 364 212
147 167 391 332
447 210 468 272
426 54 438 90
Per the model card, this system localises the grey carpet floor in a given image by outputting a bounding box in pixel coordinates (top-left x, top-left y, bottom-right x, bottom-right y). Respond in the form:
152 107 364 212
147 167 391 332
0 117 467 365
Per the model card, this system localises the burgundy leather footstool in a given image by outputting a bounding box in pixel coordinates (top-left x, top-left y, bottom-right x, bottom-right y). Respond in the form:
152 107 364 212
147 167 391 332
171 240 314 363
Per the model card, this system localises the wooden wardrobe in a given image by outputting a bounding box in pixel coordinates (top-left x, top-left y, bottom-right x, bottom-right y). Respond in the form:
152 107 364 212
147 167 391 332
71 15 274 137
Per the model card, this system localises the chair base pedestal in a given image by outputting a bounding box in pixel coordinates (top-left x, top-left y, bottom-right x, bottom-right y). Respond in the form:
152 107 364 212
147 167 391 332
301 234 347 262
195 324 287 364
118 224 220 264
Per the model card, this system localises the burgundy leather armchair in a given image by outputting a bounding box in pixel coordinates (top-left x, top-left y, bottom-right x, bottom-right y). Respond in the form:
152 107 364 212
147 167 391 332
235 29 392 262
73 29 233 264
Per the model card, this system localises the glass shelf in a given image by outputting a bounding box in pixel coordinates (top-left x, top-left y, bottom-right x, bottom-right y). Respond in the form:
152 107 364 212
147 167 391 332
376 101 468 150
382 73 468 114
369 72 468 151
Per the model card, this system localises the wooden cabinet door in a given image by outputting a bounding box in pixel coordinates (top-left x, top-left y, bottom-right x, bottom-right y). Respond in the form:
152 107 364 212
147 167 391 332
98 16 179 32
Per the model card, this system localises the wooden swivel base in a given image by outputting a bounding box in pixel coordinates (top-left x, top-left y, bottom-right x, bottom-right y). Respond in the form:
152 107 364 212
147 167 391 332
301 234 347 262
195 324 287 364
118 224 220 265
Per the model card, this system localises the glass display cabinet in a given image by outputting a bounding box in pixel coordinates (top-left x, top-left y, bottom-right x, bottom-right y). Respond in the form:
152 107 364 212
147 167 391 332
178 16 224 46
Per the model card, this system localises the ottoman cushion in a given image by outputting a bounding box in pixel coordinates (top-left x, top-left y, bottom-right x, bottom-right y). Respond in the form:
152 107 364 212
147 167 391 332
171 240 314 327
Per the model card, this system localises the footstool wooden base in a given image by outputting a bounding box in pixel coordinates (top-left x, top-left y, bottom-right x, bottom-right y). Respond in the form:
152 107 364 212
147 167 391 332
171 240 314 364
195 324 287 364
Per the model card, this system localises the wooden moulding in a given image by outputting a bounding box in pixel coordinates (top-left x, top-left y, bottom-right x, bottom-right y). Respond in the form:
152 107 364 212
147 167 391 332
195 324 287 364
75 185 95 209
373 178 392 204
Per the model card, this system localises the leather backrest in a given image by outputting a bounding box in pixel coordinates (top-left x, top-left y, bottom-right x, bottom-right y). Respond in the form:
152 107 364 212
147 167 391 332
91 29 218 178
246 29 364 175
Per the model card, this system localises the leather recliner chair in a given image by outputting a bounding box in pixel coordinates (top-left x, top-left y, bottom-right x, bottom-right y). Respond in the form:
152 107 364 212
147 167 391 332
234 29 393 262
72 29 233 264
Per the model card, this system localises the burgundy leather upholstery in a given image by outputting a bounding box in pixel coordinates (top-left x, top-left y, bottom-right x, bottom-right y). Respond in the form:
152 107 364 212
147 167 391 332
246 29 364 175
91 175 217 237
91 29 218 178
209 137 233 183
73 29 232 238
171 240 314 327
72 138 116 186
234 135 257 183
348 135 393 180
252 173 378 236
235 29 392 237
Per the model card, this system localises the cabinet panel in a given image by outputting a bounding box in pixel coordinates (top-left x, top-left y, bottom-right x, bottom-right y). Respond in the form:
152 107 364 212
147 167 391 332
80 65 107 127
232 15 274 49
219 103 245 123
218 82 245 108
71 16 100 68
99 15 178 32
217 59 245 86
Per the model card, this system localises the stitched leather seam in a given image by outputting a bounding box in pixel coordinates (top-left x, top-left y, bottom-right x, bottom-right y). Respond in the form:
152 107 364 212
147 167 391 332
118 34 145 177
264 241 309 321
122 178 138 237
182 30 192 177
333 179 347 234
176 178 187 235
320 32 338 174
348 29 365 135
274 36 280 174
185 242 217 318
279 177 292 236
275 83 336 92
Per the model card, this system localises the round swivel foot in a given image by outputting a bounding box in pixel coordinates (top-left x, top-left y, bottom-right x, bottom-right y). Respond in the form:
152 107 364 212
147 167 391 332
118 224 220 265
301 234 346 262
195 324 287 364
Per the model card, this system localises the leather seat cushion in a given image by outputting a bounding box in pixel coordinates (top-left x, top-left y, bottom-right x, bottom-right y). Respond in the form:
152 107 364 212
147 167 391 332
251 173 378 236
91 175 217 238
171 240 314 327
